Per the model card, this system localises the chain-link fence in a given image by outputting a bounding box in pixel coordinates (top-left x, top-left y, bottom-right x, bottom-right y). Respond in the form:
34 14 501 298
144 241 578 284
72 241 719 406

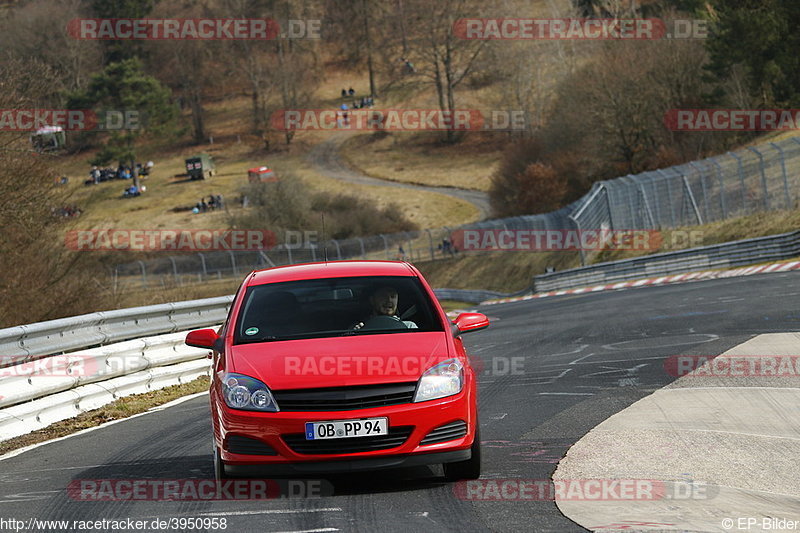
113 136 800 289
572 137 800 233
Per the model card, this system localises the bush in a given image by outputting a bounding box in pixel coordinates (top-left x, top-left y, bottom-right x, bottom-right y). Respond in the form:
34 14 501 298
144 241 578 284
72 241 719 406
489 138 571 217
230 173 417 242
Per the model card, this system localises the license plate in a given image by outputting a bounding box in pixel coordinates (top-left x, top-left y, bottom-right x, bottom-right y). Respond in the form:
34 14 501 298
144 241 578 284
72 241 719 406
305 417 388 440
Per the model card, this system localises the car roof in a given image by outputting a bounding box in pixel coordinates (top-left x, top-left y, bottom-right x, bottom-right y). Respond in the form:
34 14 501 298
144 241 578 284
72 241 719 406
246 260 419 286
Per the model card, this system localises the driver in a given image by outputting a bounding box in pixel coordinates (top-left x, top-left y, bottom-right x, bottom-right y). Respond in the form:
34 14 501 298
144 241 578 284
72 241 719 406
352 285 417 330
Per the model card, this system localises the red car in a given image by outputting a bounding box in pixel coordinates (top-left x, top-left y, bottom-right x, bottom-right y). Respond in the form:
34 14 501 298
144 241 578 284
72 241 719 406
186 260 489 481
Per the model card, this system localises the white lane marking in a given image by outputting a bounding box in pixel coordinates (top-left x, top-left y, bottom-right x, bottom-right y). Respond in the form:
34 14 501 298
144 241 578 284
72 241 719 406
580 363 648 378
489 413 508 420
569 352 595 365
541 344 589 358
0 392 209 463
0 490 61 504
539 355 669 368
538 392 594 396
274 529 339 533
192 508 342 517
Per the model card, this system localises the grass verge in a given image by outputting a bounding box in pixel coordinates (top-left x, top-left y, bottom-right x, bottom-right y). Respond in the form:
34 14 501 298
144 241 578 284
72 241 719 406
0 376 209 456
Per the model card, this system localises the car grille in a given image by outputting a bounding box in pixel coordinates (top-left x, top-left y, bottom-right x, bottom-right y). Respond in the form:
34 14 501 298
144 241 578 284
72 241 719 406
282 426 414 455
272 382 417 411
419 420 467 445
226 435 278 455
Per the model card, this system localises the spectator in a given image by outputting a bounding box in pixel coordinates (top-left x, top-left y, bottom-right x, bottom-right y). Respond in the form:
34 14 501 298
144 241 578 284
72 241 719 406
341 88 347 98
215 194 224 209
348 87 355 97
208 195 216 210
442 238 454 256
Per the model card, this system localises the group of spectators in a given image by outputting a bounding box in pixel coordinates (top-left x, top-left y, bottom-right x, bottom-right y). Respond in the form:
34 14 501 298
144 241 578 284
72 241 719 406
337 87 376 127
340 86 375 109
85 161 153 186
193 194 225 214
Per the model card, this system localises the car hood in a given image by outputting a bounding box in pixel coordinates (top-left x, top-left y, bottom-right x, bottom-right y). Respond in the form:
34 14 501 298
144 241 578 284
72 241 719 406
229 332 452 390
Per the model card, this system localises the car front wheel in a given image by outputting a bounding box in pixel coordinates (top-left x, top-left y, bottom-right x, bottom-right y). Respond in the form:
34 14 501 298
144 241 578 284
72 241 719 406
213 445 229 480
443 426 481 481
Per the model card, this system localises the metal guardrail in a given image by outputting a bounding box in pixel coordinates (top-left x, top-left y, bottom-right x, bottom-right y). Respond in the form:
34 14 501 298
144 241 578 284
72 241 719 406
0 296 233 362
0 331 213 409
533 231 800 292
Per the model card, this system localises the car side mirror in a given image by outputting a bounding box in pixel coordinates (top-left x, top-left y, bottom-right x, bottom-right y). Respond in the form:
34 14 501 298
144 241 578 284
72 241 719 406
186 328 222 351
452 312 490 337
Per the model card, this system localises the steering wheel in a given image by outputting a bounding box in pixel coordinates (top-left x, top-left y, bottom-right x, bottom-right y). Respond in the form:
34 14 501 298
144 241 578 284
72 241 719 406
359 315 408 331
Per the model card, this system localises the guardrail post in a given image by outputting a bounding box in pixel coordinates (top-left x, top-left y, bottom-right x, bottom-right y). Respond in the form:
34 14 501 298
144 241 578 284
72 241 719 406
358 237 366 259
638 182 655 228
682 175 703 225
332 239 342 260
710 158 728 219
688 162 711 222
197 253 207 278
379 234 389 259
656 170 677 227
746 146 769 211
569 214 586 266
259 251 276 268
769 142 791 209
168 256 180 286
425 229 435 260
727 151 747 214
137 260 147 288
227 250 238 275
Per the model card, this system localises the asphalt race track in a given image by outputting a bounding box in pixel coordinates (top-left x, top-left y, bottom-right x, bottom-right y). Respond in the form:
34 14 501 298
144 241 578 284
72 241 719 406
2 271 799 533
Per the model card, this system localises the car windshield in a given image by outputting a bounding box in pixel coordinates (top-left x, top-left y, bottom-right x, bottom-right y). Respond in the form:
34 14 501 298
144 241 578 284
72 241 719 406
233 275 443 344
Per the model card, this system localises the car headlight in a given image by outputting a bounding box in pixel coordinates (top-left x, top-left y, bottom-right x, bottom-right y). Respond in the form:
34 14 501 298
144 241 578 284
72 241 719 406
413 358 464 402
221 373 279 412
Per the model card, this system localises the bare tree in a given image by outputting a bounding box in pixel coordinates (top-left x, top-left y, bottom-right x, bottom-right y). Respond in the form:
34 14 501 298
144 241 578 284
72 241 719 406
407 0 487 142
0 59 112 326
0 0 102 93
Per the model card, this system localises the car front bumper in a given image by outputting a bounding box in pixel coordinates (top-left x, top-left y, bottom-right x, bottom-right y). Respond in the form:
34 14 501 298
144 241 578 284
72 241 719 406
213 385 477 469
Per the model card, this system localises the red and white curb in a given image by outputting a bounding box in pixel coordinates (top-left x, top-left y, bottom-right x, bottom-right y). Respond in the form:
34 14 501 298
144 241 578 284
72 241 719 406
482 259 800 306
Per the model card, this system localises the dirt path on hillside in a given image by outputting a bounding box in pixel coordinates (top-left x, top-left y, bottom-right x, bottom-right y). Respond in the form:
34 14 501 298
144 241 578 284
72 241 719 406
306 133 491 221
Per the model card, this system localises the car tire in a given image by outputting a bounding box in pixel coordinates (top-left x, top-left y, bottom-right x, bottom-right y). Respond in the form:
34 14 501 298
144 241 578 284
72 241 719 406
213 445 229 480
443 425 481 481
